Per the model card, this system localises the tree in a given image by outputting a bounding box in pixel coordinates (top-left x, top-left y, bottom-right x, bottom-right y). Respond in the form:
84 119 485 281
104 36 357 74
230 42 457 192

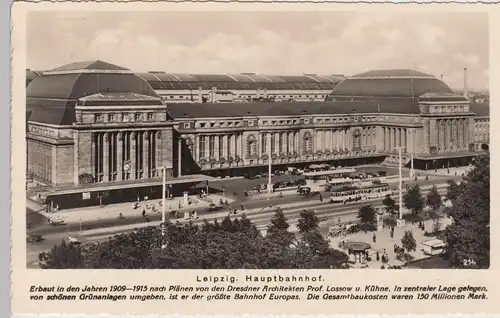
401 230 417 262
296 210 319 234
382 195 397 215
403 184 425 215
445 180 460 203
42 209 350 270
268 209 290 233
357 204 376 231
44 240 83 269
445 154 490 268
266 209 295 247
426 185 443 213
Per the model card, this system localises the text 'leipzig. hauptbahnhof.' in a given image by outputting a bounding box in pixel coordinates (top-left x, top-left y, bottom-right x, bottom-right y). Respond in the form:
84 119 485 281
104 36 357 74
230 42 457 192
25 60 490 209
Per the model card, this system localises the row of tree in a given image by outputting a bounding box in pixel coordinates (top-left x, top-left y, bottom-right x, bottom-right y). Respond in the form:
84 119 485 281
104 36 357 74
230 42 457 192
357 182 444 231
355 154 489 268
43 208 349 269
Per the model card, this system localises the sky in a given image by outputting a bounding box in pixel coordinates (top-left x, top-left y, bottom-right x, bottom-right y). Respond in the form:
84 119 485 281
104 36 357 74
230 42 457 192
27 11 489 90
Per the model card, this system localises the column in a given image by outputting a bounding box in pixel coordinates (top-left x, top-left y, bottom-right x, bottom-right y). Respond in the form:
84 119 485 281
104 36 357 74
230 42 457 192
117 132 123 181
155 131 161 174
445 120 451 150
240 133 245 158
402 129 407 152
103 133 109 182
223 134 229 158
463 120 469 149
274 132 279 155
143 132 149 179
177 138 182 176
215 134 220 160
195 135 200 162
388 128 392 151
130 132 137 180
91 133 96 177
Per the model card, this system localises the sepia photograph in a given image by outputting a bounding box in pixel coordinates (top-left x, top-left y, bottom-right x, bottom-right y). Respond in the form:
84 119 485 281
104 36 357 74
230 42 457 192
24 10 489 271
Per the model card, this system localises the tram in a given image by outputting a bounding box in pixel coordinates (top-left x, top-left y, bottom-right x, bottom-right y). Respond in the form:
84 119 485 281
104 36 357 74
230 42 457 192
329 183 392 204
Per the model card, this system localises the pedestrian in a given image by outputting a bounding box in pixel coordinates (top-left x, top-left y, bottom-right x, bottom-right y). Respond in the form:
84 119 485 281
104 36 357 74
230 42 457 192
338 216 341 224
142 209 146 218
234 208 237 215
376 252 380 262
373 233 377 243
319 193 323 202
240 204 244 211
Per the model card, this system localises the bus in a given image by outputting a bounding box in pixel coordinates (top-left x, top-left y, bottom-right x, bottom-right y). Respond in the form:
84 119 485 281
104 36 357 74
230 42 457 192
325 178 356 191
329 183 392 204
303 168 356 188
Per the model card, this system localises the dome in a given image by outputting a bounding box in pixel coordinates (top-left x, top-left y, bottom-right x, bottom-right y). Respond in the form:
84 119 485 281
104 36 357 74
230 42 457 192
328 69 455 99
27 60 158 99
27 60 160 126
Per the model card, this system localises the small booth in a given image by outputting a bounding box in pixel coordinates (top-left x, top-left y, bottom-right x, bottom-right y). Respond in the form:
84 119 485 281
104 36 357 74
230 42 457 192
421 238 447 256
346 242 372 268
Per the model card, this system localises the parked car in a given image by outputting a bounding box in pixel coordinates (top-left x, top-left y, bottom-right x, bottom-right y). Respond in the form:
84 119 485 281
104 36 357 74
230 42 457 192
26 234 44 243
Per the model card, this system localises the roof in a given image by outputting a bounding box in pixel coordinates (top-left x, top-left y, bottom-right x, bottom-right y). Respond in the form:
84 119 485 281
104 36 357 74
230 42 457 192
136 72 342 91
167 100 421 119
470 101 490 116
352 69 435 78
50 60 130 72
27 73 157 99
27 61 160 125
26 69 42 87
330 78 454 98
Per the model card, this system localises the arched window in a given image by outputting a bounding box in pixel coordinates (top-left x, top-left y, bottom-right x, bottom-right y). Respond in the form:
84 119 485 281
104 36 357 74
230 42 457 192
353 129 361 149
303 132 313 153
246 134 257 157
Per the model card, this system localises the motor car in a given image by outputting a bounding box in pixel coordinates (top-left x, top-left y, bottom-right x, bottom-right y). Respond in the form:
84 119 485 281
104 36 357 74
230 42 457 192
26 234 44 243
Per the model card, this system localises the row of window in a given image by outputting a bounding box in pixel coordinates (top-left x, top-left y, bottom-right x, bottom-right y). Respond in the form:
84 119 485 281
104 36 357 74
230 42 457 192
429 106 468 113
27 140 52 183
94 112 155 123
184 116 372 130
162 94 328 99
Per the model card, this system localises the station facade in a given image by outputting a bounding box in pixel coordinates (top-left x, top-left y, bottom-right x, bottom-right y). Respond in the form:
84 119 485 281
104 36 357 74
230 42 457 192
25 61 490 207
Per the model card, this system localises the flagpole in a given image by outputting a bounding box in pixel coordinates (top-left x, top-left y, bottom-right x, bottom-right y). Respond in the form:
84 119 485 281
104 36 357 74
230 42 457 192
268 133 272 194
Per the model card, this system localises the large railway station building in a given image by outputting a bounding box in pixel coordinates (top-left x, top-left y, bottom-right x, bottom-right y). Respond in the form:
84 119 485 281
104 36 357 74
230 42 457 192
26 61 490 208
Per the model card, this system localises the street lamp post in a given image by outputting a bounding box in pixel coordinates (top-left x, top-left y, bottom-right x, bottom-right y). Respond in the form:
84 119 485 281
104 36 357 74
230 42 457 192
398 146 403 220
267 133 273 194
395 146 406 227
160 166 166 249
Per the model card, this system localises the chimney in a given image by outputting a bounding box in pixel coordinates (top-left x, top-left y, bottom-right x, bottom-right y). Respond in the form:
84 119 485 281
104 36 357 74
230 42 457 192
440 74 443 82
212 87 217 103
464 68 469 99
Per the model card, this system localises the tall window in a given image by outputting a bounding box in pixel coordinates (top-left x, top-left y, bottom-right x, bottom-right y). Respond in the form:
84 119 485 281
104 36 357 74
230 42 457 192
218 136 224 158
303 132 313 153
246 134 257 157
209 136 215 158
227 135 233 157
271 133 276 154
278 133 284 154
199 136 206 158
353 129 361 149
261 133 268 154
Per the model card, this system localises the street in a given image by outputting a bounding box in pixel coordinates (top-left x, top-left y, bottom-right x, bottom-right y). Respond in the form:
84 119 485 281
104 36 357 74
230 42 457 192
26 176 452 268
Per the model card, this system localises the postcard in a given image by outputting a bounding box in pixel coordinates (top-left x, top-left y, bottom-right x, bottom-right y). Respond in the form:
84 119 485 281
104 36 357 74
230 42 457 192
11 2 498 315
